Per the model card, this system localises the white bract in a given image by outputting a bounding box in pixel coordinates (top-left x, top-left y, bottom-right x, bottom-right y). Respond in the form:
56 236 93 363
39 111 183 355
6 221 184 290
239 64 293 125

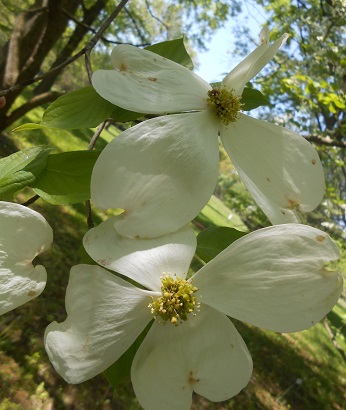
91 28 325 239
0 201 53 315
45 222 342 410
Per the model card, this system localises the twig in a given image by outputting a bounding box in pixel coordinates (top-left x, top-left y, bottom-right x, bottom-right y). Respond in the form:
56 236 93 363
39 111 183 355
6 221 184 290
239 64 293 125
85 121 108 228
124 6 148 43
323 318 346 362
192 219 206 231
61 6 150 46
275 378 302 403
322 6 346 42
21 194 40 207
85 200 95 229
0 0 130 97
85 50 93 83
145 0 170 31
88 121 107 150
82 0 127 228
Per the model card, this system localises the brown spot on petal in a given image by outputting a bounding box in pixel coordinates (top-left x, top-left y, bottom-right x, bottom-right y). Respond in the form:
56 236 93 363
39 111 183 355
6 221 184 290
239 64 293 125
188 371 199 386
119 63 127 72
148 77 157 82
266 177 271 182
80 344 88 353
316 235 325 242
27 291 36 297
288 199 296 209
98 258 111 266
286 198 300 210
311 159 316 165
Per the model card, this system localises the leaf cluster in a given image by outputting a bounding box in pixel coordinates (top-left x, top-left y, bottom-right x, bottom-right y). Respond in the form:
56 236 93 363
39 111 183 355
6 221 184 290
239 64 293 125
227 0 346 238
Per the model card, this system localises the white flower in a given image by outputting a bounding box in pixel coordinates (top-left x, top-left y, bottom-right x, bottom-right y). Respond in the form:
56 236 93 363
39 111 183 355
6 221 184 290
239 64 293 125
0 201 53 315
91 28 325 239
44 222 342 409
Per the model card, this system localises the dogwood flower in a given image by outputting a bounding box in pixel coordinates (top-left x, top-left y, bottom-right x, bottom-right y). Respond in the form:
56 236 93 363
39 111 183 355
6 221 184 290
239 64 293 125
91 28 324 238
0 201 53 315
44 221 342 409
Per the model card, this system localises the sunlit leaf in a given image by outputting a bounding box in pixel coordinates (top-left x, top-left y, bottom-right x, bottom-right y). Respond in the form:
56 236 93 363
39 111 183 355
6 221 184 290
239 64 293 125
334 98 345 109
14 87 142 131
145 38 194 70
197 195 248 232
0 146 54 197
14 39 193 132
241 87 270 111
12 123 50 132
31 150 100 204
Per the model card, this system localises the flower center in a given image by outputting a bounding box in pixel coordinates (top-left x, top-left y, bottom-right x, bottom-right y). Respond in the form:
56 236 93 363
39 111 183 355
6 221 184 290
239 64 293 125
206 88 243 125
148 274 200 325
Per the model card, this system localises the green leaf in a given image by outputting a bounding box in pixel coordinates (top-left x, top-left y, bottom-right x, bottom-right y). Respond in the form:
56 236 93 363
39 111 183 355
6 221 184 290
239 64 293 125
41 87 128 128
15 38 193 132
197 195 249 232
109 102 144 122
241 87 270 111
31 150 100 204
145 38 194 70
0 146 54 197
196 226 246 263
50 87 141 129
334 98 345 109
103 321 152 389
15 39 193 132
14 87 143 131
12 123 50 132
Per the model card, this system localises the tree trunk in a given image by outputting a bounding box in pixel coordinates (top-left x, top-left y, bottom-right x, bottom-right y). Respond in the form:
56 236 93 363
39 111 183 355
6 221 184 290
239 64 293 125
0 0 80 131
34 0 109 95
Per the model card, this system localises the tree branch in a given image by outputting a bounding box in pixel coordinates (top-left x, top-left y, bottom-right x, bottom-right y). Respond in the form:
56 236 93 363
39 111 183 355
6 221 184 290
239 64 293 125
21 194 40 207
80 0 131 230
4 91 62 127
87 120 107 150
61 6 150 47
34 0 109 95
124 6 148 43
84 120 108 229
322 4 346 41
0 0 130 97
323 318 346 362
304 135 346 148
145 0 170 32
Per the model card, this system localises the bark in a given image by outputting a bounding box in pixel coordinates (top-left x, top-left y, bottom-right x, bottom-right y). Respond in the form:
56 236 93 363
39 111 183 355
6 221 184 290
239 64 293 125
305 135 346 148
2 91 62 129
34 0 109 94
0 0 80 129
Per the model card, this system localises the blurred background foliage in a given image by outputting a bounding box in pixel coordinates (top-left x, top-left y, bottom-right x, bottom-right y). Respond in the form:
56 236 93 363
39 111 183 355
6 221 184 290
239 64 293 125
0 0 345 409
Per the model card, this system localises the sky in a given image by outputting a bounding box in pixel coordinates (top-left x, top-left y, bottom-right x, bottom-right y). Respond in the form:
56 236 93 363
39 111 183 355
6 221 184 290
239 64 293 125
194 3 269 83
